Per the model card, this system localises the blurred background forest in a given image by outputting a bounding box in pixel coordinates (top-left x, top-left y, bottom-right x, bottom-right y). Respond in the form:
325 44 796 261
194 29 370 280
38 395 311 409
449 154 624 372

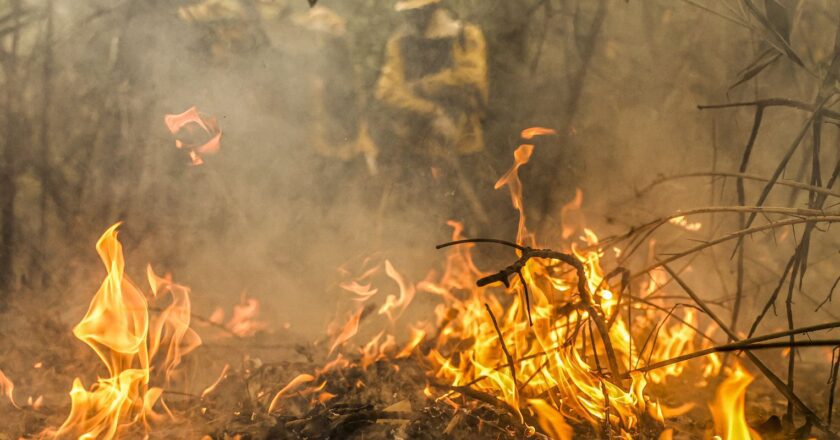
0 0 838 337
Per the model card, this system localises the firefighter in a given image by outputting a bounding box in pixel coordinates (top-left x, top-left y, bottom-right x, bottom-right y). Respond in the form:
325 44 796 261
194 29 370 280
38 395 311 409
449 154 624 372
374 0 489 227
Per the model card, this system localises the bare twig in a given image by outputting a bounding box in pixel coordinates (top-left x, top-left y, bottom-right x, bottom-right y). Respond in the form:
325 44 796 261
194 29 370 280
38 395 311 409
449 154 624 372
637 171 840 200
627 216 840 282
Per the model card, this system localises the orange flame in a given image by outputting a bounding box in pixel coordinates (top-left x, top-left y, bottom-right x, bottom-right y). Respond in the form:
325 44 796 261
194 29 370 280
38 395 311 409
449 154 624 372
50 223 201 439
495 143 535 245
201 364 230 399
0 369 18 408
528 399 573 440
378 260 416 322
268 374 316 413
329 307 364 354
521 127 557 140
709 363 760 440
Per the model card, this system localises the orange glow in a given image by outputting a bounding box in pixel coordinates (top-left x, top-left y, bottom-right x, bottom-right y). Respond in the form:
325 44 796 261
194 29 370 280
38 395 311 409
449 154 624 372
164 106 222 166
50 223 201 439
709 363 760 440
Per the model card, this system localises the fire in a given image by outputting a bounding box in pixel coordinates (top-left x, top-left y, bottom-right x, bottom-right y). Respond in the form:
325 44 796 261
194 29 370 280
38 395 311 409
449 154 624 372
647 309 698 384
521 127 557 140
267 373 316 413
164 106 222 166
709 363 760 440
301 126 730 437
495 142 534 245
417 138 658 435
49 223 201 439
669 215 702 232
328 307 364 354
0 369 18 408
208 293 268 338
528 398 573 440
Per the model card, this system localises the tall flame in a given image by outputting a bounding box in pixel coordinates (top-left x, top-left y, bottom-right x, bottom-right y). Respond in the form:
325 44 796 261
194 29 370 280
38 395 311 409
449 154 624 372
709 363 760 440
51 223 201 439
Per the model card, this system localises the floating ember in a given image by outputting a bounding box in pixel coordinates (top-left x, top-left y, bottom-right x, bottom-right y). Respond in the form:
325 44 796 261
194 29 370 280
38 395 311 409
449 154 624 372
164 106 222 166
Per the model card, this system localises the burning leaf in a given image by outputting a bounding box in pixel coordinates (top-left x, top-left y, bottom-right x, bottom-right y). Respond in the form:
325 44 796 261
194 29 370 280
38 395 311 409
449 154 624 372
164 106 222 166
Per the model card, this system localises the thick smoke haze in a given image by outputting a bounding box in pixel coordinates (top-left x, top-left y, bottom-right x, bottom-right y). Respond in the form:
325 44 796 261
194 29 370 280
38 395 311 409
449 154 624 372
0 0 838 376
0 0 833 334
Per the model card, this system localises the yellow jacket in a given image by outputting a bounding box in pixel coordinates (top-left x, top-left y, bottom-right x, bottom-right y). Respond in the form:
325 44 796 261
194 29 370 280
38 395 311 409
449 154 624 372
375 18 488 156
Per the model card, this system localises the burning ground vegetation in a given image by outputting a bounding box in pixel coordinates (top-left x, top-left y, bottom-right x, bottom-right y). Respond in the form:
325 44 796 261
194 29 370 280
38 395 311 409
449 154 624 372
2 125 840 440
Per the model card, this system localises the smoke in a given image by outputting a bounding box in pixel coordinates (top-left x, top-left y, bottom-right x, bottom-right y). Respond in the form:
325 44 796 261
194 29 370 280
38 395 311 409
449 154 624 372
1 0 838 342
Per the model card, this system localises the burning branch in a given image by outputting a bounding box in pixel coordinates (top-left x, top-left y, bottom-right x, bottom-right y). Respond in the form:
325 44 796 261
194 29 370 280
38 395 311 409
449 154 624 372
437 239 623 385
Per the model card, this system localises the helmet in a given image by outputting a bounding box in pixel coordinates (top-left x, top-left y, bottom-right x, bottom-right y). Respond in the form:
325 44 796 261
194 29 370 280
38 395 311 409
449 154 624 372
394 0 441 12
